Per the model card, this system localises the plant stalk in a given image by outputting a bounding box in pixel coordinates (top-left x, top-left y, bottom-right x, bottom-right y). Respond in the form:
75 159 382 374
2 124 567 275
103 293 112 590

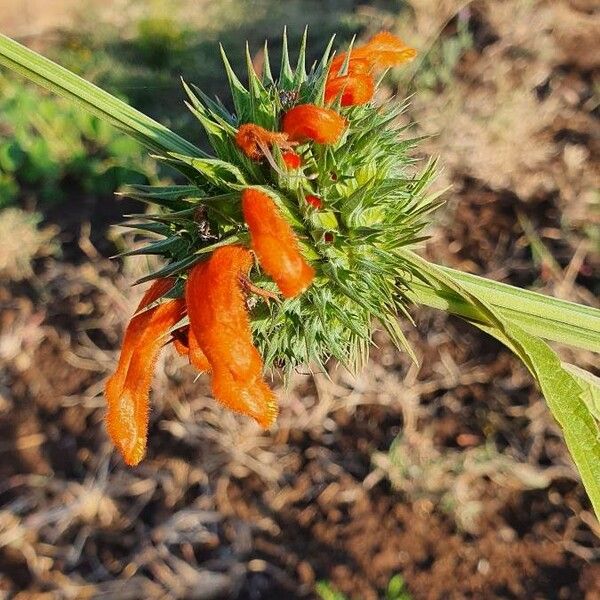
406 264 600 353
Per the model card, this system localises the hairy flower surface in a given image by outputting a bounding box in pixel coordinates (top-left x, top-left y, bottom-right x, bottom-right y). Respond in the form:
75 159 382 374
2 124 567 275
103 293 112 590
186 246 278 427
105 278 185 465
282 150 302 169
324 73 375 106
282 104 347 144
330 31 416 75
242 188 315 298
111 30 427 462
235 123 294 160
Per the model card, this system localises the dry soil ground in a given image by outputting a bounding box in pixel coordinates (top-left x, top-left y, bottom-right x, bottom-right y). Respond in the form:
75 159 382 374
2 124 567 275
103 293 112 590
0 1 599 599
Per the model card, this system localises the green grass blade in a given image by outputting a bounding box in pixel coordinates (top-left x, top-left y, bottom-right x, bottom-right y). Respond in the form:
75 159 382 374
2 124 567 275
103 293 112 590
0 34 202 157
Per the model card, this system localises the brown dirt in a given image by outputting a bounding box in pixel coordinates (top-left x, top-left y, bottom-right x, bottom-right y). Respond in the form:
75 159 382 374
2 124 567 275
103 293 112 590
1 1 599 599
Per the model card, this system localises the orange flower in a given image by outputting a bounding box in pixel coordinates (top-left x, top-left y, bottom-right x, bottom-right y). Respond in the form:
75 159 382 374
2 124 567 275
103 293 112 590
172 326 211 373
329 31 416 77
235 123 294 160
282 150 302 169
282 104 346 145
324 73 375 106
172 327 190 356
329 55 371 78
188 328 211 372
105 278 185 466
242 188 315 298
306 194 323 209
359 31 417 69
185 246 278 428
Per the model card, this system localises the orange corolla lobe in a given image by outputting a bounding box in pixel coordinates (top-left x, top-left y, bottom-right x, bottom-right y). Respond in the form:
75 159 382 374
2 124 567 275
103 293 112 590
282 104 346 145
235 123 294 160
282 150 302 169
326 32 415 108
330 31 416 77
172 326 211 373
359 31 417 69
324 73 375 106
185 247 278 428
105 278 185 466
242 188 315 298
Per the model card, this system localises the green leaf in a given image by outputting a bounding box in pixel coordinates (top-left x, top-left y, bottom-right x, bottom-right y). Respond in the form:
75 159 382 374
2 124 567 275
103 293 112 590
404 262 600 353
0 34 202 158
118 184 200 210
563 364 600 422
163 153 247 189
400 250 600 518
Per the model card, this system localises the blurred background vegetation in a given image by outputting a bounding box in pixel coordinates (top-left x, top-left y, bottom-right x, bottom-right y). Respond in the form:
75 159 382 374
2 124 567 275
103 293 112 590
0 1 598 599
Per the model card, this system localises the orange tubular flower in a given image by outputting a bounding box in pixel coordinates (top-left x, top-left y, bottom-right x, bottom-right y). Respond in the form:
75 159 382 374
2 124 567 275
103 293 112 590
324 73 375 106
172 328 190 356
241 188 315 298
172 327 211 373
282 150 302 169
329 55 372 78
306 194 323 209
235 123 294 160
282 104 346 145
188 328 211 372
185 247 278 428
359 31 417 69
329 31 416 77
105 278 185 466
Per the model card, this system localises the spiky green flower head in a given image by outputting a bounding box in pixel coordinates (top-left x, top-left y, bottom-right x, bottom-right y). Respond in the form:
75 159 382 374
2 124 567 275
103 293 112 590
124 29 440 376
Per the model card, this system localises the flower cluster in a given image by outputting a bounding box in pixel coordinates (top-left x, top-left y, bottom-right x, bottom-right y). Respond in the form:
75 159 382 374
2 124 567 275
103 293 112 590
107 31 426 465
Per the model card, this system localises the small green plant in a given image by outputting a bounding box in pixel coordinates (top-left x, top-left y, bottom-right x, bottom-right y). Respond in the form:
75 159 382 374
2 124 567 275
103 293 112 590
316 574 412 600
316 580 350 600
386 575 412 600
0 74 157 207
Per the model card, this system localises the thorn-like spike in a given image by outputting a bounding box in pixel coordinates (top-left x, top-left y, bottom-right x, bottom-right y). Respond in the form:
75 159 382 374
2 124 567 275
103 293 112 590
279 26 293 87
220 43 249 119
339 35 357 76
262 39 274 84
294 26 308 85
181 77 201 110
316 34 336 74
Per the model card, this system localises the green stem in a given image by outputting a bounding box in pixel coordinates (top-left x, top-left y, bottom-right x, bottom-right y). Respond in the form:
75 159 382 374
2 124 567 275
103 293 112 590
406 263 600 353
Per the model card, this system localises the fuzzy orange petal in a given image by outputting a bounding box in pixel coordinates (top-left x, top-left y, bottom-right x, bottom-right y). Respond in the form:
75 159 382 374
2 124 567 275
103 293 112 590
105 286 184 466
329 32 416 77
282 104 346 145
106 278 176 400
360 31 417 68
329 55 372 78
188 327 211 373
242 188 314 298
282 150 302 169
185 248 278 427
235 123 293 160
172 327 211 373
324 73 375 106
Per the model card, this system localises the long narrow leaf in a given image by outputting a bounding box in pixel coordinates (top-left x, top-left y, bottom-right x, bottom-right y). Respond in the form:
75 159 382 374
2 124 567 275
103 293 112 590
404 258 600 353
400 250 600 518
